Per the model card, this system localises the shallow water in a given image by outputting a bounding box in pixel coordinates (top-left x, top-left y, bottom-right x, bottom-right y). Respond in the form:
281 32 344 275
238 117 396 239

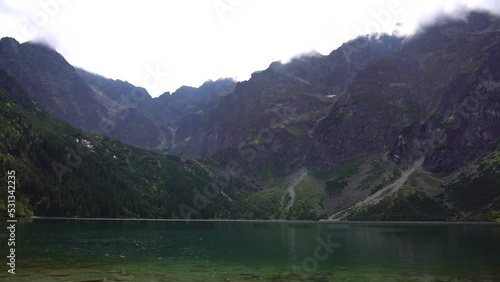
1 219 500 281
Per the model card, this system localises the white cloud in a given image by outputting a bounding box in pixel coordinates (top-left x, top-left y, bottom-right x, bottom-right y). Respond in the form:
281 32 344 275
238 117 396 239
0 0 498 96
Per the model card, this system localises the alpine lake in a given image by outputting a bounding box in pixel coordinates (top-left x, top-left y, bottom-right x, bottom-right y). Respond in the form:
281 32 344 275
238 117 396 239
1 219 499 281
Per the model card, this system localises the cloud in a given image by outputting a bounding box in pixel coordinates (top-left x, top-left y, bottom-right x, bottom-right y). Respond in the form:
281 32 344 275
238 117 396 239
1 0 500 97
30 31 63 50
403 1 500 37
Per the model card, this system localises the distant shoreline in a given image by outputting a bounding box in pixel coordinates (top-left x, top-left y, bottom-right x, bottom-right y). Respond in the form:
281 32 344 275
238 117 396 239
11 216 500 225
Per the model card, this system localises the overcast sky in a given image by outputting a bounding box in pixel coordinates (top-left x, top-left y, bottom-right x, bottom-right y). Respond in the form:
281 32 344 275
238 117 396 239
1 0 499 97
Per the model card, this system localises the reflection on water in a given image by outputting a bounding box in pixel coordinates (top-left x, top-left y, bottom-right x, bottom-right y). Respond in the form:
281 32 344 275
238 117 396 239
0 219 499 281
285 226 299 263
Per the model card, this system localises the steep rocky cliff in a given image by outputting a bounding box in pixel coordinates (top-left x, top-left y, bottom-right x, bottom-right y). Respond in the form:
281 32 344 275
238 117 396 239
0 40 166 149
1 11 499 221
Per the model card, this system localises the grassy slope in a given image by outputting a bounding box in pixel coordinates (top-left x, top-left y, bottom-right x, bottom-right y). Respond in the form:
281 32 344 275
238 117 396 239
445 145 500 221
338 146 500 222
247 146 500 222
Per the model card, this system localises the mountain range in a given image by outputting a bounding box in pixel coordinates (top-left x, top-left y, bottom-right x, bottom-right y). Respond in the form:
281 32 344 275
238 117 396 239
0 11 499 221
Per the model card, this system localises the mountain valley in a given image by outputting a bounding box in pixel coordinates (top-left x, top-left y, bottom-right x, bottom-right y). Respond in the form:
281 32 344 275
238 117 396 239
0 11 499 221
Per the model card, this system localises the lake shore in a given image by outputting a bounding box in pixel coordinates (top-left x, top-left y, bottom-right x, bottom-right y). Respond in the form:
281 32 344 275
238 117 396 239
22 216 500 225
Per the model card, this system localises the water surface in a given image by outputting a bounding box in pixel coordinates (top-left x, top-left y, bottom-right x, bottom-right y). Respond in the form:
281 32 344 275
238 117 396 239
1 219 499 281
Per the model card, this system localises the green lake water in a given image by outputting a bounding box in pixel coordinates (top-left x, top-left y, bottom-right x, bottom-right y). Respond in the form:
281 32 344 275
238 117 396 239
1 219 499 281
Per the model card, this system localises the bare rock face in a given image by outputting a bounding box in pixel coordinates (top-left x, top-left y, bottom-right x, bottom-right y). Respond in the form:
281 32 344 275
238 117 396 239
1 11 500 220
164 34 403 165
0 38 104 129
137 78 237 154
0 38 166 150
309 12 500 174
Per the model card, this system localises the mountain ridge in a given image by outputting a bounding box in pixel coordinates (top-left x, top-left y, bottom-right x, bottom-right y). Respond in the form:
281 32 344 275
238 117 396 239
1 10 499 221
